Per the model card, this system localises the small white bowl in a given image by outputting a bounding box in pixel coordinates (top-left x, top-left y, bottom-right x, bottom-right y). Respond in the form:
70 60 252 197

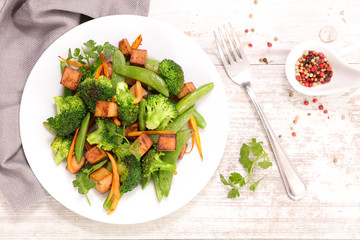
285 41 360 96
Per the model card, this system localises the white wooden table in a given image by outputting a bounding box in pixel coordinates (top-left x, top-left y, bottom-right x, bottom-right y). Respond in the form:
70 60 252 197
1 0 360 239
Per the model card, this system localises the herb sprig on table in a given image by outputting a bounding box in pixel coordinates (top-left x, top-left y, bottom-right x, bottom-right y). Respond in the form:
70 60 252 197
220 138 272 198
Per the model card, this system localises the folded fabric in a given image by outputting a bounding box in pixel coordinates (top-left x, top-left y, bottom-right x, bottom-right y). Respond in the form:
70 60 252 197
0 0 150 211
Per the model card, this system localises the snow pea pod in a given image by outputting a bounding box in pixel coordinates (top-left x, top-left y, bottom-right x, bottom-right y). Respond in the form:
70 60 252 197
176 82 214 115
114 65 169 97
75 112 90 162
111 49 125 93
152 171 163 202
159 129 194 197
193 109 206 129
138 99 147 131
145 58 160 72
165 105 195 133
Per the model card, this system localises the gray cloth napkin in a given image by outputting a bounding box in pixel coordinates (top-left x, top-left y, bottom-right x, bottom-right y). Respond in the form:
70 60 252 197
0 0 150 211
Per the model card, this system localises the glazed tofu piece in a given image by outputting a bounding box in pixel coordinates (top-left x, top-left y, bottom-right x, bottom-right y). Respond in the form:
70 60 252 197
119 38 132 58
125 77 136 86
94 101 118 117
129 82 148 98
60 66 83 91
90 167 113 194
176 82 196 99
157 134 177 151
130 49 147 68
85 146 107 164
130 133 154 158
66 155 86 174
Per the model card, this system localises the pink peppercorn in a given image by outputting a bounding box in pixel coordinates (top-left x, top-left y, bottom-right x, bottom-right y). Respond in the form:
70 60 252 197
267 42 272 47
245 29 249 33
313 98 318 103
324 110 328 114
304 100 309 105
292 132 296 137
319 105 324 110
248 43 253 47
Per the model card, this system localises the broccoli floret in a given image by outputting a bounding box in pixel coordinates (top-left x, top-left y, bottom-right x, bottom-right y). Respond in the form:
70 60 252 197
78 66 93 81
145 94 178 130
44 95 87 136
115 153 141 194
51 136 72 165
86 118 125 151
157 59 184 95
141 148 176 188
113 82 139 127
76 76 113 113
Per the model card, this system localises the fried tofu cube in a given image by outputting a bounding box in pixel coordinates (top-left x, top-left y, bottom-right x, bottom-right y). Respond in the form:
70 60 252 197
125 77 137 86
130 49 147 68
157 134 177 151
119 38 132 58
130 133 154 157
176 82 196 99
129 82 148 98
94 101 118 117
107 61 113 79
85 146 107 164
60 66 83 91
90 167 113 194
66 155 86 174
178 144 187 160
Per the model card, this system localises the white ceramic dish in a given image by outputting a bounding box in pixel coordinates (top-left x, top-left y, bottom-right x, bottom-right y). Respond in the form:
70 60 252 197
20 15 229 224
285 41 360 96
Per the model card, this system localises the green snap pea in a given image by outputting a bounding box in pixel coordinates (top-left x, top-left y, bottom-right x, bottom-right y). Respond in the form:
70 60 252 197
90 56 102 73
165 105 195 133
159 129 194 197
176 82 214 115
114 65 169 97
138 99 147 131
60 61 75 97
75 112 90 162
152 171 163 202
193 109 207 129
145 58 160 72
111 49 126 93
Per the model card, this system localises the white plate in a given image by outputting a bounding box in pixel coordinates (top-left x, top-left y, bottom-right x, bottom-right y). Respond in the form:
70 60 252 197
20 15 229 224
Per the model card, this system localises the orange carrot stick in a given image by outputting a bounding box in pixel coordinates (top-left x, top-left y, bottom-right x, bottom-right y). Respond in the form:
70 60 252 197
126 130 175 137
58 56 89 69
67 128 80 173
111 97 121 126
189 114 203 161
132 81 143 104
106 152 120 215
99 52 109 78
185 134 195 154
94 65 104 79
131 34 142 49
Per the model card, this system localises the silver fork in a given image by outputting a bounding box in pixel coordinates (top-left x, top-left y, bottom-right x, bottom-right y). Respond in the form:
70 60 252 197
214 24 307 200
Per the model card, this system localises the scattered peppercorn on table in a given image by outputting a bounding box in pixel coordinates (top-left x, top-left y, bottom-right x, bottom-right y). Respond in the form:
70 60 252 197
2 0 360 239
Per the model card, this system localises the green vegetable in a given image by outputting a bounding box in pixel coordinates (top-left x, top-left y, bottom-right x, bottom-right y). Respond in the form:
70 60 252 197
192 109 206 129
145 58 160 72
138 99 147 131
157 59 184 95
164 105 194 133
75 112 90 162
144 94 178 130
86 117 126 151
111 49 126 94
60 61 75 97
73 160 108 205
141 148 177 189
76 76 113 113
114 65 169 97
113 82 139 127
43 95 87 137
152 171 163 202
220 138 272 198
159 129 194 197
51 136 72 165
78 66 93 82
176 82 214 115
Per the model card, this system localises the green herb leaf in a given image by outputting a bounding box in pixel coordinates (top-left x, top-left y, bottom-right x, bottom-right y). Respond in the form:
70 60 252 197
249 138 263 156
227 188 240 198
258 161 272 169
240 143 250 157
220 174 230 186
229 172 243 184
249 178 263 192
239 155 252 169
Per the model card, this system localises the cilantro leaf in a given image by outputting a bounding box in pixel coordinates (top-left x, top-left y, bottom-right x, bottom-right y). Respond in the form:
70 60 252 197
220 174 230 186
227 188 240 198
239 155 252 169
249 178 263 192
229 172 243 184
240 143 250 157
258 161 272 169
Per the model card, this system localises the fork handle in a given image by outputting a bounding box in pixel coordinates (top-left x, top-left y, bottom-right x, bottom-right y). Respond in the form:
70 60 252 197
242 82 307 200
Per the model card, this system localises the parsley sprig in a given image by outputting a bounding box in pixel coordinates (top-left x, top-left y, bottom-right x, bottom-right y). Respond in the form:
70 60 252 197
220 138 272 198
67 40 116 66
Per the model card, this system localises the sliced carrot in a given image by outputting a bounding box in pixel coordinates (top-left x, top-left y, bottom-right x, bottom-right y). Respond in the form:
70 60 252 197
189 114 203 161
99 52 109 78
58 56 89 69
67 127 80 173
131 34 142 49
132 81 143 104
105 152 120 215
110 97 121 126
185 134 195 154
126 130 175 137
94 65 104 79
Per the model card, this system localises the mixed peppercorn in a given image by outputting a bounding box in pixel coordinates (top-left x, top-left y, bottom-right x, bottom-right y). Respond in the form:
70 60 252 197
295 50 333 87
